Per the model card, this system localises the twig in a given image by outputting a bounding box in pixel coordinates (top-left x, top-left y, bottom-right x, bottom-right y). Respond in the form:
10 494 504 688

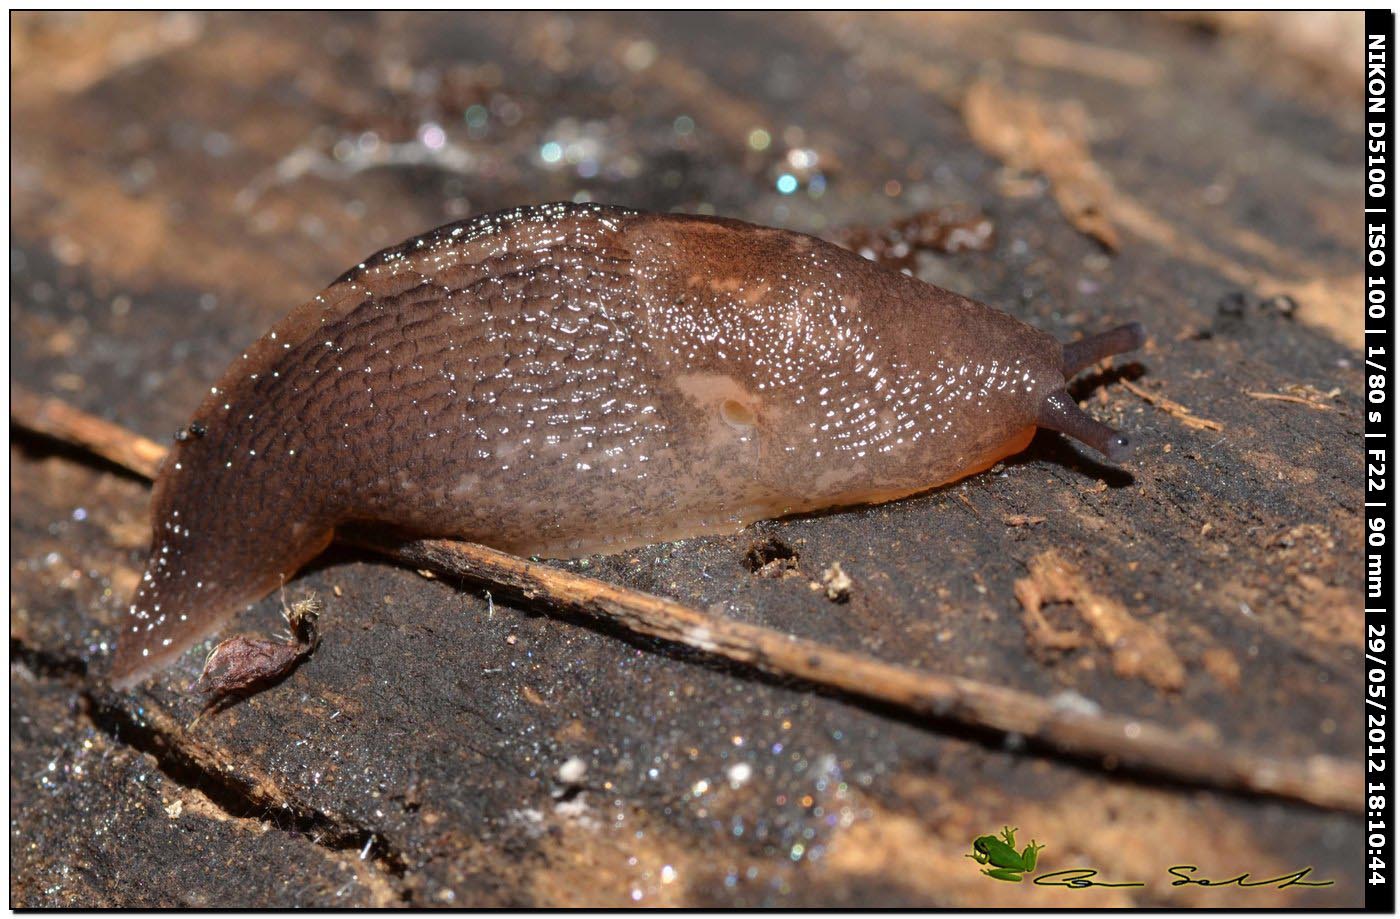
1012 31 1165 87
1119 378 1225 431
11 387 166 479
9 385 1362 812
1248 391 1333 410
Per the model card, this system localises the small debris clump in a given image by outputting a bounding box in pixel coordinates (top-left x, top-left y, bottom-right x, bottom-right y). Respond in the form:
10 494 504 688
191 594 322 700
819 562 853 603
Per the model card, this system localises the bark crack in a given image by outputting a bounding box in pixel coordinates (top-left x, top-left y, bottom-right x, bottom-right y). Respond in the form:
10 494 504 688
12 637 414 905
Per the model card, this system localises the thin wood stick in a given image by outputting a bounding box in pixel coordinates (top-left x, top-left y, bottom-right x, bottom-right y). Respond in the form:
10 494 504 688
11 387 167 479
1247 391 1333 410
1119 378 1224 431
10 386 1363 813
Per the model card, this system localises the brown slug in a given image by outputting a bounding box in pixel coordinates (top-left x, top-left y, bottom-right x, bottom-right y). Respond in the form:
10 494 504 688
111 202 1145 687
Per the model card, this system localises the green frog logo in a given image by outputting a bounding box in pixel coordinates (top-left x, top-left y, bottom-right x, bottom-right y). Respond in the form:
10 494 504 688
966 826 1045 882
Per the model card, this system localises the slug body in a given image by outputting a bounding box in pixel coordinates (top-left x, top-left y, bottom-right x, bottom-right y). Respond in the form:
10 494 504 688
112 202 1144 686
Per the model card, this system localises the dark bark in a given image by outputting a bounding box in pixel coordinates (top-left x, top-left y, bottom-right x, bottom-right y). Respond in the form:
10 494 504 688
11 11 1365 907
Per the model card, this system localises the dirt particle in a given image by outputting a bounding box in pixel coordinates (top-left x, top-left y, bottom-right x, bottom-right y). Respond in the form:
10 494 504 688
834 206 995 269
1217 290 1250 318
1200 647 1241 690
819 562 853 602
1260 293 1298 318
558 756 588 785
744 535 800 578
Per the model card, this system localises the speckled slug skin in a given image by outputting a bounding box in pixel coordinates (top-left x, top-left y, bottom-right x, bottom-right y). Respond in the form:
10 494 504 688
112 202 1142 686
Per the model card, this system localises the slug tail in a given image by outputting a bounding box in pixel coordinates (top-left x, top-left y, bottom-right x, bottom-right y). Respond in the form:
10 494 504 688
109 524 334 689
1037 391 1132 463
1061 321 1146 379
109 578 248 690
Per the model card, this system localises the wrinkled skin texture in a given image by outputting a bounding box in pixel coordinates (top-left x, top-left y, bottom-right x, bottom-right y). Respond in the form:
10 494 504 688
112 202 1074 686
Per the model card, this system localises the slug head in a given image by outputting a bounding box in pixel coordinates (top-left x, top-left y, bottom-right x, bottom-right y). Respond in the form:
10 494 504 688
1037 322 1147 463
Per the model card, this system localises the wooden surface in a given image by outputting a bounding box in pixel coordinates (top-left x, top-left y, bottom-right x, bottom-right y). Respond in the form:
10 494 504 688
11 11 1366 907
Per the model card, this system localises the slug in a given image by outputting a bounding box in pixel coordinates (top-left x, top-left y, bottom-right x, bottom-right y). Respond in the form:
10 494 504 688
111 202 1145 687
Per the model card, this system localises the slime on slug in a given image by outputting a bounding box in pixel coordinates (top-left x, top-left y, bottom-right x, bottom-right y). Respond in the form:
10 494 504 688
110 202 1147 687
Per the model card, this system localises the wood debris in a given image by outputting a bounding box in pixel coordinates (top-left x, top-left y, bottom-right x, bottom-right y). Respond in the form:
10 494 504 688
962 79 1120 250
1012 31 1165 87
1119 379 1224 431
1247 384 1340 410
1014 550 1185 692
